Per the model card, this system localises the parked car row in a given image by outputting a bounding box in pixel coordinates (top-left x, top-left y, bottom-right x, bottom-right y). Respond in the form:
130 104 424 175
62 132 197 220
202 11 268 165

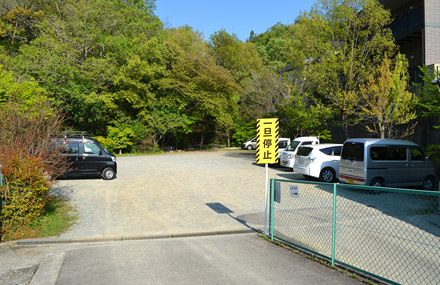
276 137 436 190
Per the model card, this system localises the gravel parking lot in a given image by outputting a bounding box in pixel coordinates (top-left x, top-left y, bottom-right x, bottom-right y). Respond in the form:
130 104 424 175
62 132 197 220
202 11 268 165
51 150 303 239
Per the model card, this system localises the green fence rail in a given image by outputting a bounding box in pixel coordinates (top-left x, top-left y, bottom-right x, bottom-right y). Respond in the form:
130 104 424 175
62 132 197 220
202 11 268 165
269 178 440 285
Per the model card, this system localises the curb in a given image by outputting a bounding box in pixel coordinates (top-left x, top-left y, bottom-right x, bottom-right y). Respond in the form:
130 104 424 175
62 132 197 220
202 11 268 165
13 229 257 246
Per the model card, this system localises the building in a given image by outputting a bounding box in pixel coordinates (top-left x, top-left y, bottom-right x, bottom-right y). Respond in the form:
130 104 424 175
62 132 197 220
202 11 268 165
380 0 440 83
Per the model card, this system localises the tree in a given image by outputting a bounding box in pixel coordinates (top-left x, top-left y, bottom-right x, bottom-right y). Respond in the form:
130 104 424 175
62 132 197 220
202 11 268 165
358 55 417 138
251 23 290 70
0 3 44 45
414 66 440 129
157 27 241 148
290 0 397 137
276 88 334 140
6 0 162 135
209 29 263 83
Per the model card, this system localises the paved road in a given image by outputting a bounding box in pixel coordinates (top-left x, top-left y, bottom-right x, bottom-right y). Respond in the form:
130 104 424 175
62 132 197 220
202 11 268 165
0 150 364 284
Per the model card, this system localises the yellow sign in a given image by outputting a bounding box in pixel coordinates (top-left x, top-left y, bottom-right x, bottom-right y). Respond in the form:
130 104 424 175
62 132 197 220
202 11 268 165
256 118 279 164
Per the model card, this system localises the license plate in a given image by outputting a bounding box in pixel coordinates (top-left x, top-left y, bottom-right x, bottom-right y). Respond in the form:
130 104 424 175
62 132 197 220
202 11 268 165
348 178 354 184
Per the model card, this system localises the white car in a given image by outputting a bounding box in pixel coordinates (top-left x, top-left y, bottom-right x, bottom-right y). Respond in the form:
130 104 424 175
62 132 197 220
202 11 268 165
294 144 342 182
280 136 320 168
242 137 257 150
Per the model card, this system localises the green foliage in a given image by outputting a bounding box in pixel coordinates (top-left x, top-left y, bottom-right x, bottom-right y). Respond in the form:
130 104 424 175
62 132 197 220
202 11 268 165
289 0 397 136
209 29 263 82
414 66 440 129
231 121 256 147
0 196 77 241
277 91 334 141
0 148 52 237
252 23 290 70
358 54 417 138
426 144 440 164
107 125 136 154
0 0 412 151
0 65 48 106
36 197 77 238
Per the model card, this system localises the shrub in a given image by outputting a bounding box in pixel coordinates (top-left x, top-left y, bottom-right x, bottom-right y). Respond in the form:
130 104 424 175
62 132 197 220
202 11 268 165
0 148 53 234
0 99 68 239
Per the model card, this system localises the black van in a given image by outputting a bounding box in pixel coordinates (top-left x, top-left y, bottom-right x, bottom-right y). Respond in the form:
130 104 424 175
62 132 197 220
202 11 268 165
52 132 117 180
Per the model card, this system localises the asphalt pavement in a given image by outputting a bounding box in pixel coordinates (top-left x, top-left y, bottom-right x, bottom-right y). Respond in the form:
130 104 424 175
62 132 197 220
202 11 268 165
0 150 366 284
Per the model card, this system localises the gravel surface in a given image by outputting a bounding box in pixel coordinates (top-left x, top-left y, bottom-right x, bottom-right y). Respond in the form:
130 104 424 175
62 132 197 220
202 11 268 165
51 150 303 239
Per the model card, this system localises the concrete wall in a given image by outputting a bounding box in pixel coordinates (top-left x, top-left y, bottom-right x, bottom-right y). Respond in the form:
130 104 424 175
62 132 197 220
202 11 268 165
424 0 440 65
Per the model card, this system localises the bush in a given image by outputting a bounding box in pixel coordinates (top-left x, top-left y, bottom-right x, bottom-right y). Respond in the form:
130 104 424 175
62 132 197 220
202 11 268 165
426 144 440 187
0 148 53 235
0 99 68 239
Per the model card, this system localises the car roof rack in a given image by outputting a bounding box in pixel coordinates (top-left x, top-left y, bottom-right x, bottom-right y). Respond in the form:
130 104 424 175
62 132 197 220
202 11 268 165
54 131 93 140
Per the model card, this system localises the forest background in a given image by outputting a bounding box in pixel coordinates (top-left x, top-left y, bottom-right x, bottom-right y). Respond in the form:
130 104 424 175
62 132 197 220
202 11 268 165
1 0 440 154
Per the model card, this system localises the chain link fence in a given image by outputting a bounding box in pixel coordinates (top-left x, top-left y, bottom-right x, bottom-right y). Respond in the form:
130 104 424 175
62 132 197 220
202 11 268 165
269 179 440 285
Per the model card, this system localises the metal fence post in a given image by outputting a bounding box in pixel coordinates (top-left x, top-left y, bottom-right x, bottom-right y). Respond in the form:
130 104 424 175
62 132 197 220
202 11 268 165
331 182 337 266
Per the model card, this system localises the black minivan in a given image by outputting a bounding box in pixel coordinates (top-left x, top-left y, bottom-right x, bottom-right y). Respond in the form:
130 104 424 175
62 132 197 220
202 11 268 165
52 132 117 180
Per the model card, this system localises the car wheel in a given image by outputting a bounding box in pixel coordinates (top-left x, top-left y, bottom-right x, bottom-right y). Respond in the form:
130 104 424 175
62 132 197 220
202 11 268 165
422 176 435 190
102 167 116 180
319 168 336 183
247 145 253 150
370 178 384 187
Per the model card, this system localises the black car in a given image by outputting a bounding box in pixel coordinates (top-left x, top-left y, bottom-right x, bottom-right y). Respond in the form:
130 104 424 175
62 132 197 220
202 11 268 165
52 132 117 180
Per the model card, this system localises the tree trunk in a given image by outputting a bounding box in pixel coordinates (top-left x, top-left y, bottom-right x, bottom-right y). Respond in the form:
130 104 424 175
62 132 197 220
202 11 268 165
200 134 204 149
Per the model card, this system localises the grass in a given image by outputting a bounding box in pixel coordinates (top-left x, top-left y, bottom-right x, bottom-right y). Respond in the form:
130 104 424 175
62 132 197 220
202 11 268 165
37 197 78 237
1 197 77 242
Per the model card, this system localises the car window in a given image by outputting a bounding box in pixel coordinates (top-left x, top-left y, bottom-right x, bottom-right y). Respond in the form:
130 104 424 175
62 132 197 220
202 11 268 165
319 147 333 155
388 146 407 161
410 147 425 161
342 142 364 161
279 140 289 148
83 142 101 155
371 146 407 161
370 146 387 160
286 141 300 151
333 146 342 156
297 147 313 156
61 142 79 154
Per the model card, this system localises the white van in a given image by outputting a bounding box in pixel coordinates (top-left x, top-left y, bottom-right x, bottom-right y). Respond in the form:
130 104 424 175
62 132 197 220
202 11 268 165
338 138 436 190
280 136 320 168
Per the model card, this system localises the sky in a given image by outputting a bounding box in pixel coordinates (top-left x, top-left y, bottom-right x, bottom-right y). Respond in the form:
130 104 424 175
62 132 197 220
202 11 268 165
155 0 317 42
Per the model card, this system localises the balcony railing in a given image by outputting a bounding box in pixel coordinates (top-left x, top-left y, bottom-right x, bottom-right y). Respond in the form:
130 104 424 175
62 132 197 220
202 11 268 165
390 6 424 40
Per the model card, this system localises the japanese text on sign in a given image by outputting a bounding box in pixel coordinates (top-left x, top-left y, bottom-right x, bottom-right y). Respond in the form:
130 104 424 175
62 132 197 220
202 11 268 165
256 118 279 164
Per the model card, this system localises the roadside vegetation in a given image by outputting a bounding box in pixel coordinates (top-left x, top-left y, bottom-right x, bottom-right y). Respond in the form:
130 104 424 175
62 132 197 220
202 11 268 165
1 0 439 240
1 197 77 242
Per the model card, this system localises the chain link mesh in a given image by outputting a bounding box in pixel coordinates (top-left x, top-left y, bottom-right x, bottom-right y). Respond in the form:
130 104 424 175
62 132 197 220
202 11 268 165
270 179 440 285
